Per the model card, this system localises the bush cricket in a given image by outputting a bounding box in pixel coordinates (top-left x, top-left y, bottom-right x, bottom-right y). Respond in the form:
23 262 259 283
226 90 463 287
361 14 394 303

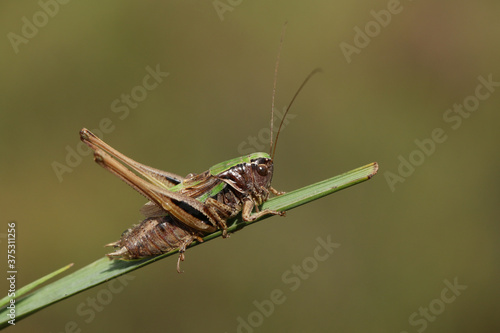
81 27 319 272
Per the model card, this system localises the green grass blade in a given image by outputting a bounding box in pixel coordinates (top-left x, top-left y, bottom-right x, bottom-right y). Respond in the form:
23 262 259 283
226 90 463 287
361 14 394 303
0 263 74 308
0 162 377 328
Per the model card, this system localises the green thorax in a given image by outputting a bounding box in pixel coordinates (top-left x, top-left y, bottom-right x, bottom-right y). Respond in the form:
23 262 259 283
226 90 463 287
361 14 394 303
209 152 271 175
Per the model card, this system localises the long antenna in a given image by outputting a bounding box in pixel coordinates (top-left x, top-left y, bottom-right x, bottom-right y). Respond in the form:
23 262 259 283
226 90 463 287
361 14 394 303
271 68 322 159
269 22 288 156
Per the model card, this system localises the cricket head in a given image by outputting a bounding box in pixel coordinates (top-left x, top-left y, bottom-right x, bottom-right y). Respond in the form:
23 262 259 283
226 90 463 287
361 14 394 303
214 152 274 205
247 153 274 204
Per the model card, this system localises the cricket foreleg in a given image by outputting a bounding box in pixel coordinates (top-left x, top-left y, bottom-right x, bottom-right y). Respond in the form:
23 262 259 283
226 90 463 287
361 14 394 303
269 186 285 196
241 199 286 222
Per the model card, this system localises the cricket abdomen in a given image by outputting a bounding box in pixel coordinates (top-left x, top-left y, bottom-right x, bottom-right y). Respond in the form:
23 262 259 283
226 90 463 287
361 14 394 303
106 215 202 260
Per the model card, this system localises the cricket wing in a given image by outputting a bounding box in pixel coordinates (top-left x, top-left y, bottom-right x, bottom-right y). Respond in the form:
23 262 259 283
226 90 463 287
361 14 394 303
140 201 167 218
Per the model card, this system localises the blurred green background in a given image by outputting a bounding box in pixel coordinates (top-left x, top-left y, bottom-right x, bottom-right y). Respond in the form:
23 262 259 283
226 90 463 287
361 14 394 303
1 1 499 332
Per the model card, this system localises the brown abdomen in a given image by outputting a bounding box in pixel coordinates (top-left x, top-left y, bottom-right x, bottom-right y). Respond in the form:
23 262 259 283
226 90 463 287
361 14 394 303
106 215 202 260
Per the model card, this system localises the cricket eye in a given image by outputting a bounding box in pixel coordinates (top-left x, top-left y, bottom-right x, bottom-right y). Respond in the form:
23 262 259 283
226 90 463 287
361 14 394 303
256 164 268 176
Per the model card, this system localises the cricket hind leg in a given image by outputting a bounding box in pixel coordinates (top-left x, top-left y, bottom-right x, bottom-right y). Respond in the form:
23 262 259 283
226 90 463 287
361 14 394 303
176 234 204 273
80 128 184 188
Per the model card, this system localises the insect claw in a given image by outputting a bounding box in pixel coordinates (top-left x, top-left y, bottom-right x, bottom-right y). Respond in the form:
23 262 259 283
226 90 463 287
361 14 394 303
270 187 285 196
177 252 185 274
